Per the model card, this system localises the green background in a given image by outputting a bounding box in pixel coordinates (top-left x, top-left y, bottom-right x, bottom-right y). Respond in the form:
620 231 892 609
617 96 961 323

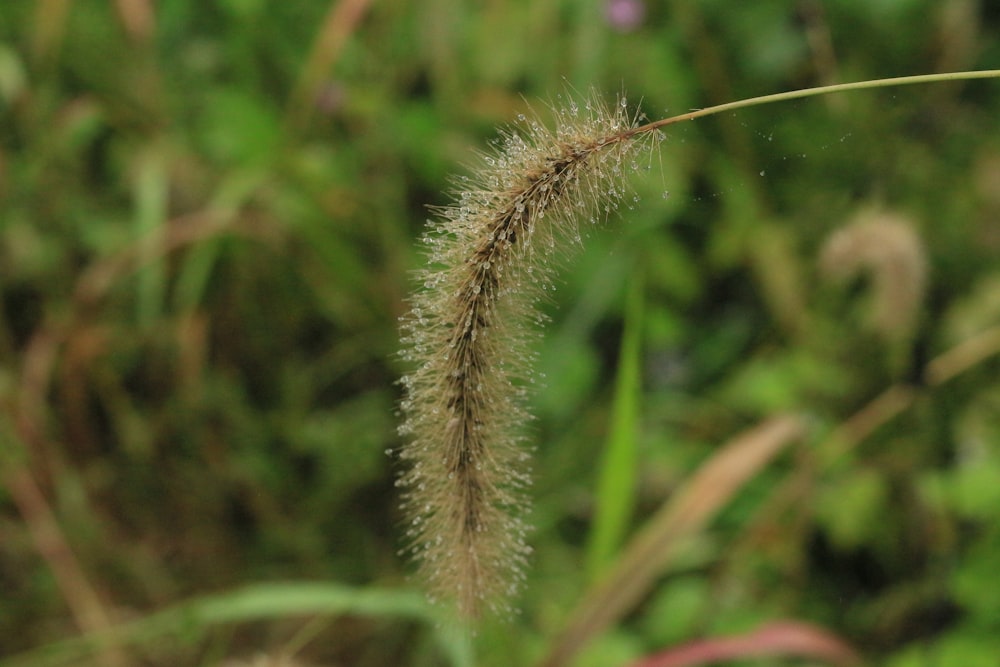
1 1 999 665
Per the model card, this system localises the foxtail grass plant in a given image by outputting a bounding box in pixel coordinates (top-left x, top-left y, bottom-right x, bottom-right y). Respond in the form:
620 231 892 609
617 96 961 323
395 70 1000 621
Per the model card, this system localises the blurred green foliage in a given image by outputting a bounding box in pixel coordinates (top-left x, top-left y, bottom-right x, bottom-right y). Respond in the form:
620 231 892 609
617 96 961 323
1 0 999 665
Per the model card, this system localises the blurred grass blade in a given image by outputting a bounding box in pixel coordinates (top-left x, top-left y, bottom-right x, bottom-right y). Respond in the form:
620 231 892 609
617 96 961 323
586 267 644 580
626 620 859 667
173 170 264 313
286 0 373 130
540 415 809 667
133 150 168 328
0 582 471 667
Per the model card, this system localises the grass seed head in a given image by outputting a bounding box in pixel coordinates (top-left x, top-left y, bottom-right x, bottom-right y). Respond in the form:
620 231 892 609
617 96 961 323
820 208 927 342
396 92 653 619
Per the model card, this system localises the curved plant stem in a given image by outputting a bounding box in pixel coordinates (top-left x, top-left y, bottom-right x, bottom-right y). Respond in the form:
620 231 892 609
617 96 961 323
626 69 1000 137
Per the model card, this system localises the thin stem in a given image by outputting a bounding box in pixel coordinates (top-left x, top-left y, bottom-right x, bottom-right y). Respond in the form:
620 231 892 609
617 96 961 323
624 69 1000 137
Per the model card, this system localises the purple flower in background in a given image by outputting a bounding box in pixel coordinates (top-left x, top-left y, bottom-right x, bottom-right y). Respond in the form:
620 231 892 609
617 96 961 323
605 0 645 32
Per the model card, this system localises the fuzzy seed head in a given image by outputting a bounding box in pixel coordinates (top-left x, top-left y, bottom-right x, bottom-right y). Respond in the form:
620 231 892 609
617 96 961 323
820 208 928 341
397 94 652 618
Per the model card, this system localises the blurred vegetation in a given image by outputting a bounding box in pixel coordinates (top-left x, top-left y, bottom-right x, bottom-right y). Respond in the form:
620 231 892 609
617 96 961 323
1 0 1000 665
